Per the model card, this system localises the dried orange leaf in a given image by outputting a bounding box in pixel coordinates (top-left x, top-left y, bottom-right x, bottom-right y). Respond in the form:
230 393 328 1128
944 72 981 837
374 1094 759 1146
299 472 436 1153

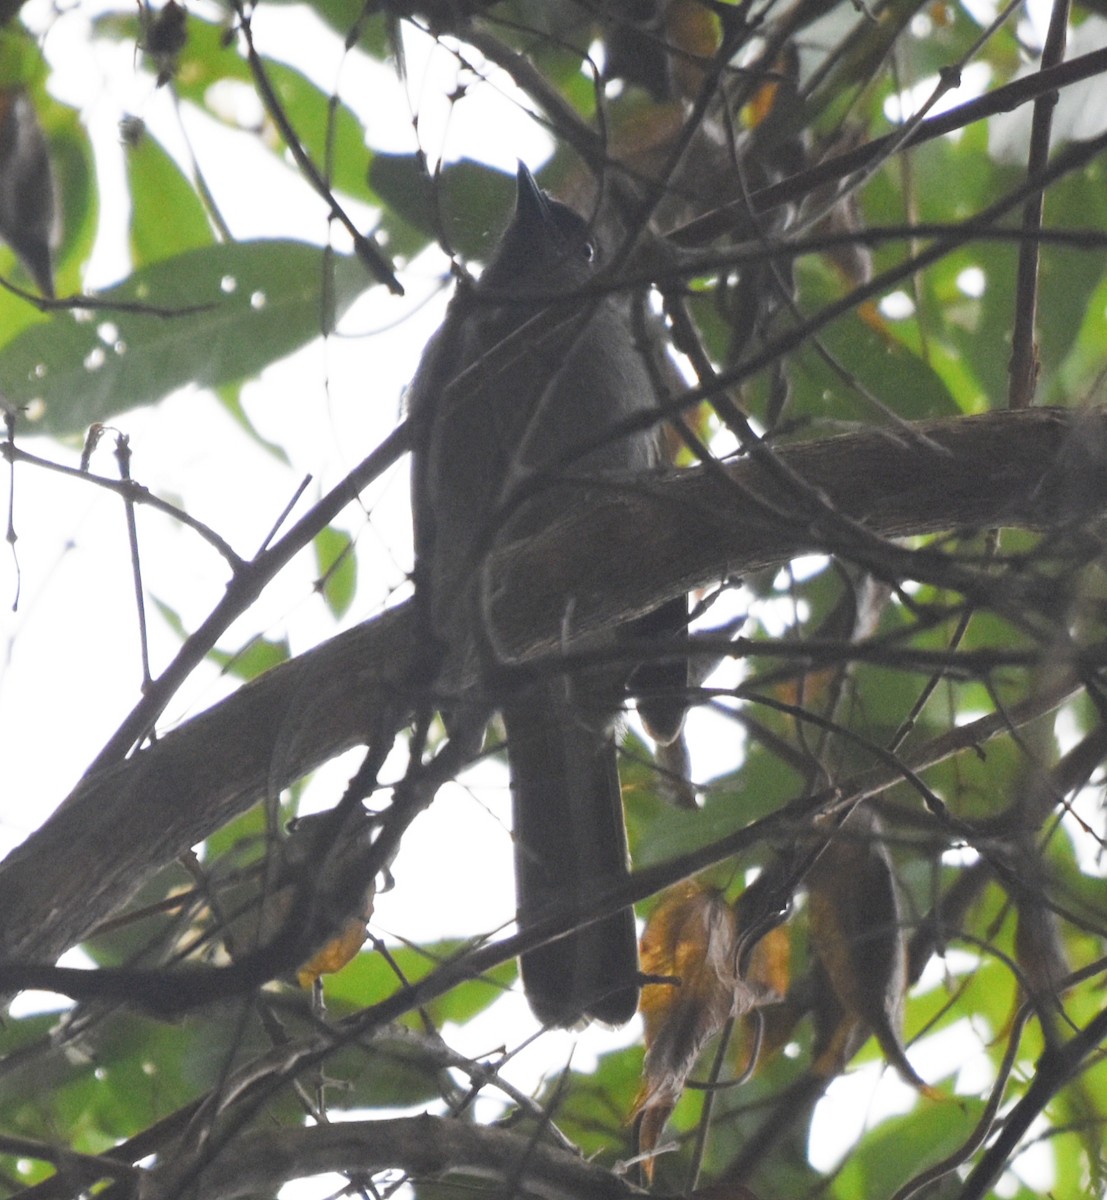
635 882 739 1169
639 883 740 1081
746 921 790 998
807 807 930 1091
217 808 377 990
635 879 784 1173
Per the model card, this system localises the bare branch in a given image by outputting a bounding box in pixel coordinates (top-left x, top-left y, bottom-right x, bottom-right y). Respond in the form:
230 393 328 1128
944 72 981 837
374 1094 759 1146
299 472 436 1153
0 407 1101 972
144 1115 644 1200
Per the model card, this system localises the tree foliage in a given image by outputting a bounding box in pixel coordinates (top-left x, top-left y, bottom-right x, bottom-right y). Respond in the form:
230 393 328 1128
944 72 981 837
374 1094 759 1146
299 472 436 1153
0 1 1106 1199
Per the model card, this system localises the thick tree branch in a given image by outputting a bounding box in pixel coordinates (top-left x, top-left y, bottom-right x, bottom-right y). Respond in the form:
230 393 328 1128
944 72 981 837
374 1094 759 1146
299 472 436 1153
1 407 1103 968
143 1114 643 1200
0 605 417 962
487 405 1107 657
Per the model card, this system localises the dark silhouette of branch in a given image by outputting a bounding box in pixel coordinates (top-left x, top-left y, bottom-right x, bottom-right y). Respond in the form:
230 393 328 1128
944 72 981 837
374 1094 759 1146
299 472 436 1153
143 1115 644 1200
85 421 410 775
957 1003 1107 1200
0 407 1103 976
673 46 1107 246
1007 0 1072 407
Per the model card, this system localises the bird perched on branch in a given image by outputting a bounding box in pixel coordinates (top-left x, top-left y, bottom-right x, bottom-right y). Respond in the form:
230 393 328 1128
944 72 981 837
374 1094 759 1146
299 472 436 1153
408 163 684 1027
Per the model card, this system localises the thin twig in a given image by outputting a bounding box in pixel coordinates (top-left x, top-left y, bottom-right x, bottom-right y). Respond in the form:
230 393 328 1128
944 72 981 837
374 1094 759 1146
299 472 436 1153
3 439 244 569
672 46 1107 246
114 432 153 690
3 411 19 611
84 420 410 776
232 3 402 296
1008 0 1071 408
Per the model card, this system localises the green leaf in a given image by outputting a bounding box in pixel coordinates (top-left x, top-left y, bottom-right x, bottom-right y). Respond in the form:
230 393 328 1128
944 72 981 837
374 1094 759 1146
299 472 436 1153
1036 168 1107 399
203 797 273 863
260 60 372 200
0 24 48 87
218 382 292 463
0 240 371 437
126 130 214 266
313 524 356 618
209 633 291 681
634 739 805 868
369 154 517 262
48 104 99 298
1061 269 1107 396
790 257 959 424
152 595 290 680
833 1093 985 1200
101 12 374 203
81 859 199 968
535 1044 642 1160
0 1006 273 1150
320 939 516 1028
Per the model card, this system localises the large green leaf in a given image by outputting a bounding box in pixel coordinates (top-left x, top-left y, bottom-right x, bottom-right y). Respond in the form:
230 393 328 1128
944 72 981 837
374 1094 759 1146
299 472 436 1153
259 59 373 200
0 240 371 436
788 257 959 424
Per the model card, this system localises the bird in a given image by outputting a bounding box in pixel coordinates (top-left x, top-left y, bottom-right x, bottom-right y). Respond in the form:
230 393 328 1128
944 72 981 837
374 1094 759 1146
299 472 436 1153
408 163 679 1026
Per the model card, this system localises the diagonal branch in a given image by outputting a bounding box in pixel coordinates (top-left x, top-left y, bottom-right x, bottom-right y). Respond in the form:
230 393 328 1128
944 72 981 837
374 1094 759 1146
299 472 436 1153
143 1114 644 1200
0 406 1103 969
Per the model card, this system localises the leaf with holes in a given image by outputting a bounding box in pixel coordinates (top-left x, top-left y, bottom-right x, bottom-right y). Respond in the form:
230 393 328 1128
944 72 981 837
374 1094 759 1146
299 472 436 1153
0 239 371 437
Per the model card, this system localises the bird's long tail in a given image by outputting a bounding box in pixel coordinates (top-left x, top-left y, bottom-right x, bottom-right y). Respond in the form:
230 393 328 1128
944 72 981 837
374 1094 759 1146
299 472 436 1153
503 686 639 1027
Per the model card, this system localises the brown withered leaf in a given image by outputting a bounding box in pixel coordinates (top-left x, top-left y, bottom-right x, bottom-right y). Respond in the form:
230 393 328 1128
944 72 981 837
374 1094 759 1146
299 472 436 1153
635 882 738 1174
286 808 376 988
603 0 721 102
635 880 781 1175
141 0 189 87
666 0 723 100
807 806 933 1093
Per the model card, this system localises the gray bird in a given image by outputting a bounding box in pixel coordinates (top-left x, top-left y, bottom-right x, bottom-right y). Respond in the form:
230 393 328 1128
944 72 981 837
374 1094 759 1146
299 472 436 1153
409 164 679 1026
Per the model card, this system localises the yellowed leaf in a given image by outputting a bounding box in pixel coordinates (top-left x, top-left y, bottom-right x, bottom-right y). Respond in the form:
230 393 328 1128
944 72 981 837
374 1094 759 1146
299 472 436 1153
635 882 739 1174
666 0 723 99
635 878 784 1175
746 921 790 999
807 807 932 1092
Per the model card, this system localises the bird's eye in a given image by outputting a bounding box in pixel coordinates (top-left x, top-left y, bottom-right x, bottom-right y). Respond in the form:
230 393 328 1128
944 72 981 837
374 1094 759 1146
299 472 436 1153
582 240 595 262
